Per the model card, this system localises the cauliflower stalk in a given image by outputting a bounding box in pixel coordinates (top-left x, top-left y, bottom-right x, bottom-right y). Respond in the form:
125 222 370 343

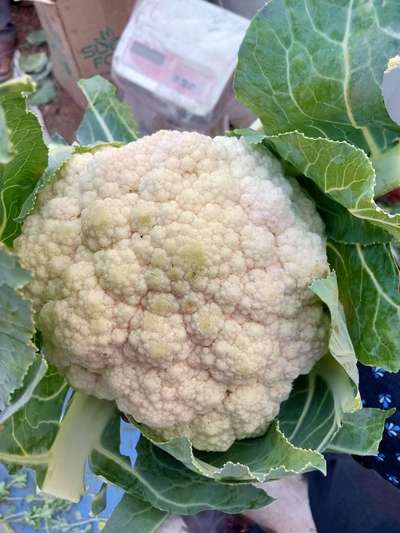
15 131 329 452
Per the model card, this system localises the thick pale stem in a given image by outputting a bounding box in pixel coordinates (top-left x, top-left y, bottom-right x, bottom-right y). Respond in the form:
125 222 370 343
250 119 263 131
371 142 400 198
361 127 381 159
41 392 115 502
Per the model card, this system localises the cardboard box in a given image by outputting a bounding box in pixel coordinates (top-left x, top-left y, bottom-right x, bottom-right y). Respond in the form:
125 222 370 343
112 0 251 134
33 0 135 106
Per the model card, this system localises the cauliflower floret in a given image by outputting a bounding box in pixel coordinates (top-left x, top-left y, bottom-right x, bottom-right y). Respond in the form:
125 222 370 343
15 131 329 451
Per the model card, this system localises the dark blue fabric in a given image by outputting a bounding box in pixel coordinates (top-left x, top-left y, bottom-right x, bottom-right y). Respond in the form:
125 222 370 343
307 454 400 533
0 0 15 42
357 364 400 487
307 365 400 533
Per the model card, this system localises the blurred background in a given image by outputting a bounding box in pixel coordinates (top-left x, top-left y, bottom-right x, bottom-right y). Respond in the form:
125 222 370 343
5 0 266 143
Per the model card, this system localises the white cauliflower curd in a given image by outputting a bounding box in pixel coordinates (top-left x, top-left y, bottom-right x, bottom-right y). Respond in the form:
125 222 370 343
15 131 329 451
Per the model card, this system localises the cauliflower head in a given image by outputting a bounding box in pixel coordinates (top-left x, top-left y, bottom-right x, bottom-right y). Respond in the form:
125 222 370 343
15 131 329 451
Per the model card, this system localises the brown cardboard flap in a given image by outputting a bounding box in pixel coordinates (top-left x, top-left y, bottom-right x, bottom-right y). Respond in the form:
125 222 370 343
34 1 85 105
57 0 134 78
33 0 135 106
